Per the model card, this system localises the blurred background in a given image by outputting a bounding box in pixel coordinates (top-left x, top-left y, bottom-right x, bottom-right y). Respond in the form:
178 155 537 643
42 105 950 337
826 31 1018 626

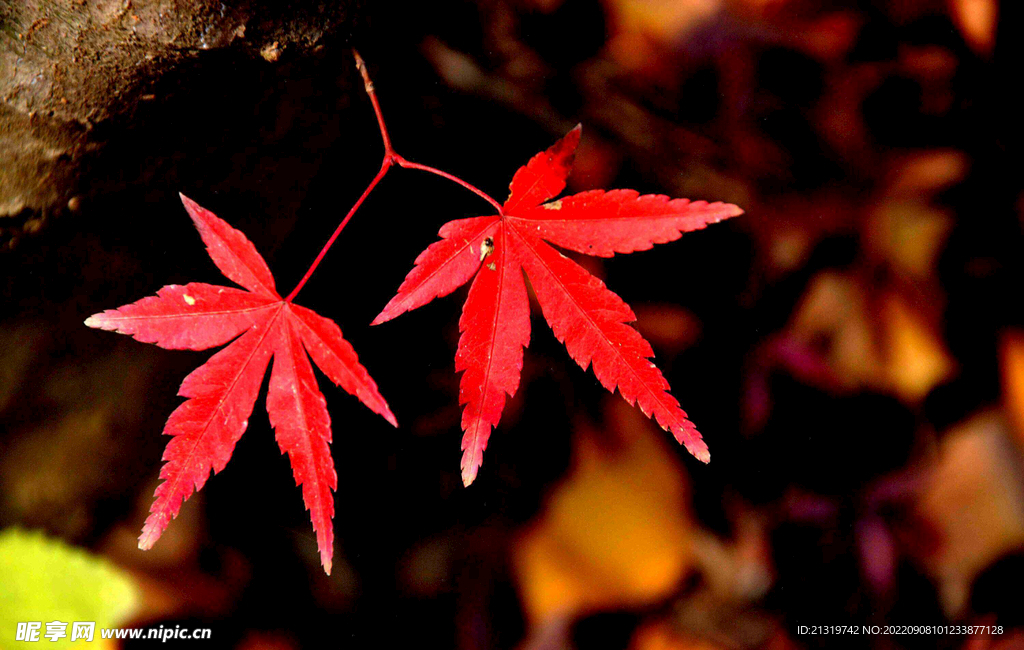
2 0 1023 648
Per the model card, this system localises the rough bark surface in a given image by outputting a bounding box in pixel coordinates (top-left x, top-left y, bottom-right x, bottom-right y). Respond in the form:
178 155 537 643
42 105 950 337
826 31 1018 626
0 0 354 239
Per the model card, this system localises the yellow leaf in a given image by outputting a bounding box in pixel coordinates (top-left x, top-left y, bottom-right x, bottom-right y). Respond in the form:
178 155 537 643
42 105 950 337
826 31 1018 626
882 293 954 401
0 528 139 650
514 407 696 625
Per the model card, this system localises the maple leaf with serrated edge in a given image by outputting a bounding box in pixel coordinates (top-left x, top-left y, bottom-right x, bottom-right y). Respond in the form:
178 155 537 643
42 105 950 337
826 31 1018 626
85 194 396 575
373 125 742 486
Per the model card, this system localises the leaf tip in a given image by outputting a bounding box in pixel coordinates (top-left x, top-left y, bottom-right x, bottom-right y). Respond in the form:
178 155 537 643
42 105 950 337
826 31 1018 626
137 526 159 551
460 420 491 487
138 509 172 551
83 314 101 329
178 193 206 226
686 439 710 464
460 442 482 486
557 123 582 155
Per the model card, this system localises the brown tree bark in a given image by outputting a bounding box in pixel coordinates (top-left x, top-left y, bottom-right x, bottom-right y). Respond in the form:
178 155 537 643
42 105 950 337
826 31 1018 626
0 0 355 241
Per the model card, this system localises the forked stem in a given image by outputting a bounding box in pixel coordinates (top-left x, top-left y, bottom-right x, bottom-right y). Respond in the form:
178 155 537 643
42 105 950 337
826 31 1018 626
395 158 503 214
286 50 503 303
284 161 391 303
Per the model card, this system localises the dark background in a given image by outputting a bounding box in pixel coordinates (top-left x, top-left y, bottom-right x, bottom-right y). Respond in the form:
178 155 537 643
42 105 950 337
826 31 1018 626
2 0 1024 648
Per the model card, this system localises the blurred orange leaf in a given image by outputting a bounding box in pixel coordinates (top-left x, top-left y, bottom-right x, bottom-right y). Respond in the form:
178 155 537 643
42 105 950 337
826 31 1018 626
949 0 997 55
606 0 721 72
867 201 953 279
882 292 954 401
915 412 1024 614
1000 330 1024 449
789 273 952 401
514 406 696 625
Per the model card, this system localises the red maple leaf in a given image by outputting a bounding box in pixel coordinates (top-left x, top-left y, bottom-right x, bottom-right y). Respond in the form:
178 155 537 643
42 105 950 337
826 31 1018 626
85 194 396 574
373 126 742 485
